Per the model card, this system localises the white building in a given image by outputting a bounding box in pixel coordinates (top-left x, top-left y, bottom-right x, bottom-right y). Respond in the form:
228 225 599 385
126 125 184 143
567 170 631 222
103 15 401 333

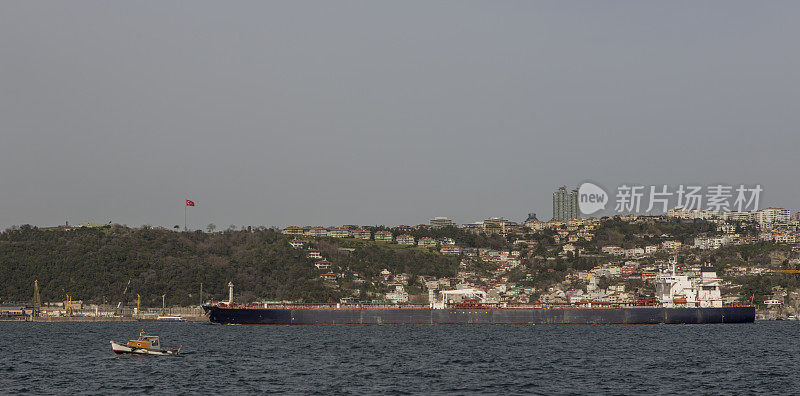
601 246 625 256
694 236 732 250
314 260 332 270
524 219 547 232
440 245 462 255
430 217 456 229
724 211 754 222
717 223 737 234
666 207 721 220
753 208 791 225
418 237 437 248
396 234 415 245
385 285 409 303
624 248 645 258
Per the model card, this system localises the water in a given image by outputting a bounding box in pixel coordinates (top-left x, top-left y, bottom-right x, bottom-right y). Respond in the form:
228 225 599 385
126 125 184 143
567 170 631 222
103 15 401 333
1 321 798 395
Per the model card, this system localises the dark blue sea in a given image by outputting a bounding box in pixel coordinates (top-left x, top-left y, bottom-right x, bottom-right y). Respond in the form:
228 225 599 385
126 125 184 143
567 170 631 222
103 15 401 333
1 321 798 395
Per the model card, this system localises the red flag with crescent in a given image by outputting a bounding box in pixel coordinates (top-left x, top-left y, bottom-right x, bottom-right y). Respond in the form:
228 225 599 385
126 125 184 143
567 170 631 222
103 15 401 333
186 200 195 206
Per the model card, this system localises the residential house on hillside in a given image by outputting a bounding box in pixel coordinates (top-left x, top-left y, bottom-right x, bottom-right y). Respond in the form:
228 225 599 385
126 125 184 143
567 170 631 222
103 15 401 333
418 237 437 248
462 247 478 257
430 217 455 228
441 245 462 255
775 233 797 244
484 223 502 235
306 226 328 237
577 229 594 241
601 246 625 256
307 249 322 259
625 247 645 257
289 240 305 249
717 223 737 234
375 231 393 242
351 228 371 240
315 260 332 270
694 236 732 250
385 285 409 303
328 227 351 238
524 219 547 232
396 234 415 245
320 273 337 281
438 237 455 246
394 273 411 285
283 226 305 236
462 223 483 235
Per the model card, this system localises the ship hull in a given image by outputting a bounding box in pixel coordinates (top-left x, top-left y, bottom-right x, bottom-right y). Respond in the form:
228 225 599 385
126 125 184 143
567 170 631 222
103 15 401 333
203 306 755 325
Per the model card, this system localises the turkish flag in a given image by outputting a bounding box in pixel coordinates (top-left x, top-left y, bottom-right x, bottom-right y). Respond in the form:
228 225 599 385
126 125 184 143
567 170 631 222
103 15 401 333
186 200 195 206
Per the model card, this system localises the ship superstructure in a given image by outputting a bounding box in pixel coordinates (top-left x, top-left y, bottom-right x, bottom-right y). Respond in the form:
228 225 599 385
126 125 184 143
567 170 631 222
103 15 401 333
655 257 723 308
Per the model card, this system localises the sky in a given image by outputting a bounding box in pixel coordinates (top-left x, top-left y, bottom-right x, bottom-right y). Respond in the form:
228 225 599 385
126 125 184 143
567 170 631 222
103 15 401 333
1 1 798 230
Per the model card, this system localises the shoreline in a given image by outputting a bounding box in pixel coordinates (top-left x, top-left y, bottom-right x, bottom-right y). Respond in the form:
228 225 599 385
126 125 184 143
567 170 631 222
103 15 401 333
0 316 209 323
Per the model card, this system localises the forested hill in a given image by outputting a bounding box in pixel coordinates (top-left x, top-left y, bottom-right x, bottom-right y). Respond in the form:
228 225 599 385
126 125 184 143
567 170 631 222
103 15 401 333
0 225 455 306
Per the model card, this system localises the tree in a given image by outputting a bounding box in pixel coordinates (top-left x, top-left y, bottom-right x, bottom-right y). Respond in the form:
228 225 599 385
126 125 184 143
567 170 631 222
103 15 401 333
207 223 217 233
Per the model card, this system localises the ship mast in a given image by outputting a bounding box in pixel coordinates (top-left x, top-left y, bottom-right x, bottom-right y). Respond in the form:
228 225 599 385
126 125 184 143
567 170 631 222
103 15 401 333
671 255 677 276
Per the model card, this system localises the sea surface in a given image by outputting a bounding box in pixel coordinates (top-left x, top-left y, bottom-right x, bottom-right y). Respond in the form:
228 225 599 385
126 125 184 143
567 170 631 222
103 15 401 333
1 321 798 395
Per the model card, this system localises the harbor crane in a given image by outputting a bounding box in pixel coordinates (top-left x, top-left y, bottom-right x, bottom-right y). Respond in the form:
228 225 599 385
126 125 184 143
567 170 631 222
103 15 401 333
116 279 131 310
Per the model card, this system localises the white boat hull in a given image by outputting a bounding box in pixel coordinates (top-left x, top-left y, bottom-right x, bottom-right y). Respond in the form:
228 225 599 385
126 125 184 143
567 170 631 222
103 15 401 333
110 340 180 356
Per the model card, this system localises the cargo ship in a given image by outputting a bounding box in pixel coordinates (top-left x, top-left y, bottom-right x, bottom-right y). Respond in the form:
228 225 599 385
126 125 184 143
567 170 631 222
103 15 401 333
203 261 755 325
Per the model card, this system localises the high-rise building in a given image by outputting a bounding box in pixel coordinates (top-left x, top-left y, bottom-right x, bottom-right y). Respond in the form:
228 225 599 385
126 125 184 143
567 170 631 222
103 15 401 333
553 186 579 221
430 216 455 228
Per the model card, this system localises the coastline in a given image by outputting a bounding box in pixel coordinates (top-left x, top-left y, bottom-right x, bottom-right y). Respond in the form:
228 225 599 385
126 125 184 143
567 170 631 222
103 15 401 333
0 316 209 323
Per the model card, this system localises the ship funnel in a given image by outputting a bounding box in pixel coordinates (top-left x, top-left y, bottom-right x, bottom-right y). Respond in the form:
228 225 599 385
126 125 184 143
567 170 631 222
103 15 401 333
228 282 234 304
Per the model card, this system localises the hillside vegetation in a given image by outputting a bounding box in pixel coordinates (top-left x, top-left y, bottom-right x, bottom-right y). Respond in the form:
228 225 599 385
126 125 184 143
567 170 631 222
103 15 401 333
0 225 457 306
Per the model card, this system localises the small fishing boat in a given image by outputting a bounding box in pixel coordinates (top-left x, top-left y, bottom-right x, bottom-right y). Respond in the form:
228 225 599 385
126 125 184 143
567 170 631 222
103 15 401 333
110 330 182 356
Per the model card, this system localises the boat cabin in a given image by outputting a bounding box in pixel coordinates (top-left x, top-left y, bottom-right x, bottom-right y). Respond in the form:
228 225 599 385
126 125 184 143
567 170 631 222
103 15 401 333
127 335 160 350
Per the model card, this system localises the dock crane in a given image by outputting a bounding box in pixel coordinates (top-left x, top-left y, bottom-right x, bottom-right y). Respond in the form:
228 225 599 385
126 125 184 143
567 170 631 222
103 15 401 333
116 279 131 310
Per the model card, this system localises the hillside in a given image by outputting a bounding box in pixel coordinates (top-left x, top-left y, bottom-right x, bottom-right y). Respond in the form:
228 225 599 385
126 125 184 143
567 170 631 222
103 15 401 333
0 225 457 306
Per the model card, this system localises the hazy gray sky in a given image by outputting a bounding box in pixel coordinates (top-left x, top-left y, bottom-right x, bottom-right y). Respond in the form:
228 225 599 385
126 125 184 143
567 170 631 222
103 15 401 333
1 1 798 229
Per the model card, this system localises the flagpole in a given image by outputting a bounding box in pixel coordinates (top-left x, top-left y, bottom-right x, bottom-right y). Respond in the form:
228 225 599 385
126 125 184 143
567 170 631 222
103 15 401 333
184 202 187 231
